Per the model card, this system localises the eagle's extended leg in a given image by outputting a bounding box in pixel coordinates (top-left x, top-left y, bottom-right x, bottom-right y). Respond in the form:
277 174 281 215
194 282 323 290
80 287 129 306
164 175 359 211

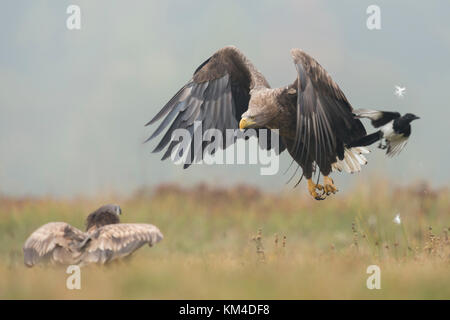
307 178 325 200
323 176 338 195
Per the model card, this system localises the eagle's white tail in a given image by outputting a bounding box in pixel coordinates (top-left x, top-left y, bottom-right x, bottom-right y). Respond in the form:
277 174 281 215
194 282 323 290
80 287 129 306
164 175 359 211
332 147 369 173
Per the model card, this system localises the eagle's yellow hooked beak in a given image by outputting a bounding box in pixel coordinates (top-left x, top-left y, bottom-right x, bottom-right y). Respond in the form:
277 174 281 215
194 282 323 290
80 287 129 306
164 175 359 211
239 117 256 130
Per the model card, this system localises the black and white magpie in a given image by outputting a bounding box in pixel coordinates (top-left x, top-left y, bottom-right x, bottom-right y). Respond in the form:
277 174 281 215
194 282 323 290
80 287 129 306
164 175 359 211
348 109 420 157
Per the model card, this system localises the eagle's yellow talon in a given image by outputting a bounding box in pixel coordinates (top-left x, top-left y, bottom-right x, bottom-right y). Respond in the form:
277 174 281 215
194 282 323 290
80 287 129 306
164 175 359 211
323 176 338 195
308 179 326 200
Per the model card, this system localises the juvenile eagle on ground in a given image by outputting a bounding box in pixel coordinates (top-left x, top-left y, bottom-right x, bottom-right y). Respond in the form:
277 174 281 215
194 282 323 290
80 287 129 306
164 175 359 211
146 46 369 200
23 204 163 267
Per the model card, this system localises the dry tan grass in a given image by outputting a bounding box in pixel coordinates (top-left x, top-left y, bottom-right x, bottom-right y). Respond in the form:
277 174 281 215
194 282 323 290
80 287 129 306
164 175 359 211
0 178 449 299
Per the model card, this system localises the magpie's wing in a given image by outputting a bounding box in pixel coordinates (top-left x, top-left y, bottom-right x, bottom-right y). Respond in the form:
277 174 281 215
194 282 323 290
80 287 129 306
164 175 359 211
23 222 86 267
353 109 401 128
79 224 163 265
386 136 408 157
145 46 284 168
290 49 366 170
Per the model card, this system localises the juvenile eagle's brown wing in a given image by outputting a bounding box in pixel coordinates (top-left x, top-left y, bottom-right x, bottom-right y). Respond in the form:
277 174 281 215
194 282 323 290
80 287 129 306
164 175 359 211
79 223 163 265
146 45 284 168
290 49 366 173
23 222 86 267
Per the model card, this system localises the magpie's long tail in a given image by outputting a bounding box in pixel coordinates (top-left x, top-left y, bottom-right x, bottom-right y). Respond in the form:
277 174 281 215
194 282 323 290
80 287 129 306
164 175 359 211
348 131 383 148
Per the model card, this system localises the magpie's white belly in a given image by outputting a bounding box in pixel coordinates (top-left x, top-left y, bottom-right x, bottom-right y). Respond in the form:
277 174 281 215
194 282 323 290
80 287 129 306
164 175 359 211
380 121 396 140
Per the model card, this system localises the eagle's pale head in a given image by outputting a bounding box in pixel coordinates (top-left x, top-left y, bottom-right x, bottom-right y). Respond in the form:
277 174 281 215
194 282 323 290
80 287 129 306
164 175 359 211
240 88 280 129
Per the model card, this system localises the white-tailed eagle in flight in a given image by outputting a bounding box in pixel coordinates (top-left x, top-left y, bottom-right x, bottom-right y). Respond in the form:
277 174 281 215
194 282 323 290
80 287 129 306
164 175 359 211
23 204 163 267
146 46 369 200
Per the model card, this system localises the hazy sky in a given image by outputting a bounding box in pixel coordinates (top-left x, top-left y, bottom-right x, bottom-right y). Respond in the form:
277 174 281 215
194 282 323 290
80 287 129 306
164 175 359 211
1 1 449 197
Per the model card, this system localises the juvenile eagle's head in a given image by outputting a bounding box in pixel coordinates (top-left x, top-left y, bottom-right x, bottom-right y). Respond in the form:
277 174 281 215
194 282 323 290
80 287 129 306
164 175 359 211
85 204 122 231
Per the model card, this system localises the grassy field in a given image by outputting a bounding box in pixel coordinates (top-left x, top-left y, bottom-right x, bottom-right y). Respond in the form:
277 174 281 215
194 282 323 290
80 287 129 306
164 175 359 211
0 179 449 299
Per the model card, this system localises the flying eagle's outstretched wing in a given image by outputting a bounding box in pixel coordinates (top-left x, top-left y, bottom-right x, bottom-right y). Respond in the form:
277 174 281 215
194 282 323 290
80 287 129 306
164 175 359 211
146 45 284 168
290 49 367 175
23 222 86 267
78 223 163 265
